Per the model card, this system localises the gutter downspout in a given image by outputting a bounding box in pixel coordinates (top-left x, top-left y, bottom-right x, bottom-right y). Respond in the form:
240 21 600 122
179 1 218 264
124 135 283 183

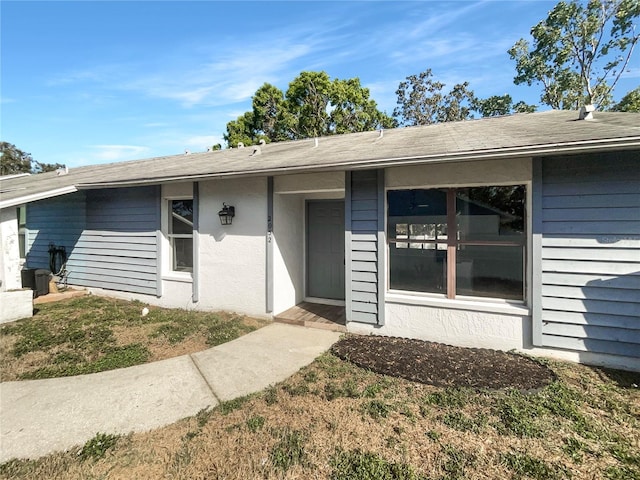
192 182 200 303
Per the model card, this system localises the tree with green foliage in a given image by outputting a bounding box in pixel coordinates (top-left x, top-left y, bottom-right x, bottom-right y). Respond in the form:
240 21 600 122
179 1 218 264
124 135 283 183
393 69 476 126
223 72 394 148
508 0 640 110
285 71 333 139
252 83 292 142
611 86 640 111
32 161 65 174
223 111 260 148
0 142 32 175
328 78 396 134
0 142 64 175
473 94 538 117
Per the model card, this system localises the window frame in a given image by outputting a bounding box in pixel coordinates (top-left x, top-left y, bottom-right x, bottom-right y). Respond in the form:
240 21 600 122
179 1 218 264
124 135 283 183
165 197 194 275
387 185 527 302
17 205 27 260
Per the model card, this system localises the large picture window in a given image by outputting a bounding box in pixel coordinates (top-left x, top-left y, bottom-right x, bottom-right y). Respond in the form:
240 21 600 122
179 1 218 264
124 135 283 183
388 186 526 301
168 199 193 273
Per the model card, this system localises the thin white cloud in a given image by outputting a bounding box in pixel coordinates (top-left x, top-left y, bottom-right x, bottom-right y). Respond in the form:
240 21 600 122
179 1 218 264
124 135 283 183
49 38 317 109
226 110 248 119
143 122 171 128
134 42 314 107
619 66 640 79
90 145 150 162
405 1 488 39
48 64 129 86
365 79 400 114
184 135 223 151
42 6 371 111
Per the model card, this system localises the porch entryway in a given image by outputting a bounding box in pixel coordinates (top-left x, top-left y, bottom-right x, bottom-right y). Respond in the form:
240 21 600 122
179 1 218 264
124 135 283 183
274 302 346 332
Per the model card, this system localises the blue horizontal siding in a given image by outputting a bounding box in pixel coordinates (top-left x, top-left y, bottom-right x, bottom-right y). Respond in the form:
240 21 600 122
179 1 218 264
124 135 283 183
79 187 160 295
346 169 384 326
536 151 640 358
27 192 87 276
26 187 160 297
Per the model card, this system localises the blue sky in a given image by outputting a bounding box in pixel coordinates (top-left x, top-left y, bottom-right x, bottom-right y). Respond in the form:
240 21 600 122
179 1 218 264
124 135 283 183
2 1 638 168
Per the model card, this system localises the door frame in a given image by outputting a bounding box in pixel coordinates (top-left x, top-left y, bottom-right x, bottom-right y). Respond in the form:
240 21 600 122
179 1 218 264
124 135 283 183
305 199 346 305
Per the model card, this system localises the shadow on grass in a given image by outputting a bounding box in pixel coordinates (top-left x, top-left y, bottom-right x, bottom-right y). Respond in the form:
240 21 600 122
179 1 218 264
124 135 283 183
593 367 640 390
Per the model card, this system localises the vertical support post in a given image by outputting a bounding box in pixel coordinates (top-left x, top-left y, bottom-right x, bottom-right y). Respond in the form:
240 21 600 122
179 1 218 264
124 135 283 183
376 169 386 326
531 158 544 346
446 188 456 299
266 176 274 313
192 182 199 303
344 171 352 323
155 185 163 298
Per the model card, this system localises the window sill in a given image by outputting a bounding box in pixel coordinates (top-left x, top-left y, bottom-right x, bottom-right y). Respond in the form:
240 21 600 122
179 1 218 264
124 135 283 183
162 273 193 284
385 291 531 316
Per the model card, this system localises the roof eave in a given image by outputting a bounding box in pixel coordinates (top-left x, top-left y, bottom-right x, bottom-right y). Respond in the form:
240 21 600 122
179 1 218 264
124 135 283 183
0 186 79 210
76 136 640 189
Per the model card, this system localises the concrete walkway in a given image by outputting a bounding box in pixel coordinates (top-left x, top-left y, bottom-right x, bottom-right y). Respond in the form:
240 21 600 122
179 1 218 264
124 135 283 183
0 323 341 462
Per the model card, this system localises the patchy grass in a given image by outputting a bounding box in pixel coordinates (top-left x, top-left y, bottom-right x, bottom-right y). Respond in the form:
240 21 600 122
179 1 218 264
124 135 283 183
270 429 308 472
501 451 570 480
78 433 120 462
1 352 638 479
330 449 425 479
0 295 269 381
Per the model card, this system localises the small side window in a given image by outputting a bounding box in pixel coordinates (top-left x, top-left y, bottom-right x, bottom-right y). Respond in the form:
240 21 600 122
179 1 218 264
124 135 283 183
168 199 193 272
18 206 27 259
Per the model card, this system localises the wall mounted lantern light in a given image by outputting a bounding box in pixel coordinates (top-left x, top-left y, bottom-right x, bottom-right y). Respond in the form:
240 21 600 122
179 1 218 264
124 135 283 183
218 203 235 225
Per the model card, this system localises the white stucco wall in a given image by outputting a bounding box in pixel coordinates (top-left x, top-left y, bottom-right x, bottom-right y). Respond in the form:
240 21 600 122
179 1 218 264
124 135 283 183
349 299 529 351
87 282 194 310
0 289 33 324
196 177 268 316
273 194 304 314
386 157 532 188
0 208 21 292
275 171 344 194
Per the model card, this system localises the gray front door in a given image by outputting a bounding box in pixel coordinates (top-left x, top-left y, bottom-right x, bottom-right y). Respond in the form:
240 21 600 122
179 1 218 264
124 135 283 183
307 200 345 300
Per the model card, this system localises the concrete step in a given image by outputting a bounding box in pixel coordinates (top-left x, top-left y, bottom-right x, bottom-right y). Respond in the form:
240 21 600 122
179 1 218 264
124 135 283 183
273 316 347 333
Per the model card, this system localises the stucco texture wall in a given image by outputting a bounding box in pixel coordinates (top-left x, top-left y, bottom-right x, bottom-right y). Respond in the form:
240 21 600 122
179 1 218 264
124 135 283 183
0 208 21 291
196 177 268 316
348 301 529 351
272 194 304 314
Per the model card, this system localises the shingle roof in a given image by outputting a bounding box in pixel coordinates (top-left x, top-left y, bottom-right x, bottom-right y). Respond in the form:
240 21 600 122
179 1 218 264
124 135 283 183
1 110 639 209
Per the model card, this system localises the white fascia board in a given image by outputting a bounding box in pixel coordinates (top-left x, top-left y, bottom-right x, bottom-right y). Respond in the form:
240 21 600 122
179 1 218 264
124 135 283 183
0 186 78 210
0 173 32 181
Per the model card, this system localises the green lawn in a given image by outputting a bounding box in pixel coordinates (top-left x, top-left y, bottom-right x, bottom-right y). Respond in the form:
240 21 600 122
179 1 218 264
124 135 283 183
0 295 268 381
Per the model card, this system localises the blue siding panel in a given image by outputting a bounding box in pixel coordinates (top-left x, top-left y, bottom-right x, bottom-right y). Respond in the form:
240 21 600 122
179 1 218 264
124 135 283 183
346 169 385 325
82 187 160 295
26 187 161 297
27 192 87 275
536 151 640 358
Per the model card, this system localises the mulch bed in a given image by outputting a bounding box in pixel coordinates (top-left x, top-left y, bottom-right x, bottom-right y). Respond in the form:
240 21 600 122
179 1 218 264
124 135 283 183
331 335 556 390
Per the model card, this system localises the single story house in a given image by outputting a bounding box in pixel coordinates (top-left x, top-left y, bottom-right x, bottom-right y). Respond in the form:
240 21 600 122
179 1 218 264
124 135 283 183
1 110 639 371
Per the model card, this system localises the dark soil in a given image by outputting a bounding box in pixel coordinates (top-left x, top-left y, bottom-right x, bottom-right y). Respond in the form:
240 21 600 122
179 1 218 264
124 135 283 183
331 335 556 390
